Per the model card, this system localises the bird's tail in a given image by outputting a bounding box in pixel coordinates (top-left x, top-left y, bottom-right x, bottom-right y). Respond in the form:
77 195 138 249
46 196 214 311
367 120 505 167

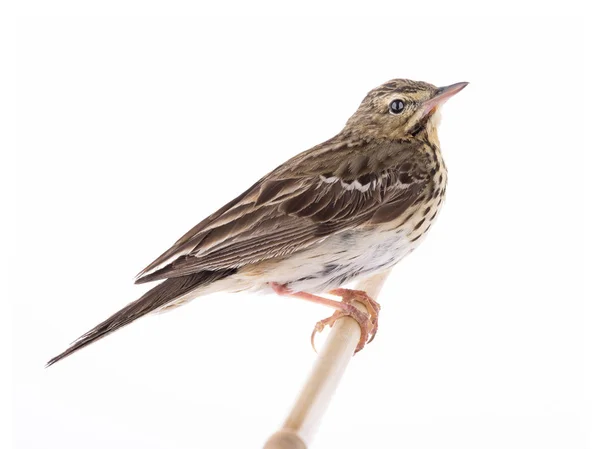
46 269 236 367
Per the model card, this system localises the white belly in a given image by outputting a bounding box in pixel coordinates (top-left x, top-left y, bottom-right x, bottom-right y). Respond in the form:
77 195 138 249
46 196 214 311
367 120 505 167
251 228 419 293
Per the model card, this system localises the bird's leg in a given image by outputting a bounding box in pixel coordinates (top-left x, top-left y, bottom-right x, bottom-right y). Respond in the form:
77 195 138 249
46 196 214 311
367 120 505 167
269 283 379 353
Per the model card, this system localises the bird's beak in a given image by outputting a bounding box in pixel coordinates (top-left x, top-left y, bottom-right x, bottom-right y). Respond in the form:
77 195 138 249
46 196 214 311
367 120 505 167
421 81 469 115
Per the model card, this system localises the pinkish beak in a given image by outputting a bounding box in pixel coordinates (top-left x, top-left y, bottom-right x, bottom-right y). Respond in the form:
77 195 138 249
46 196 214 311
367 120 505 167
421 81 469 115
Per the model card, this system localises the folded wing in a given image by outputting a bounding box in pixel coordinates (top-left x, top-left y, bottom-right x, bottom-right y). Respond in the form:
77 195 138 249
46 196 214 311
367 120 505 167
136 139 430 283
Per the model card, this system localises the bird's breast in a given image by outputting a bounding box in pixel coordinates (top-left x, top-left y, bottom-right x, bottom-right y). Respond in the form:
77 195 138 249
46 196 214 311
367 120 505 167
238 171 447 294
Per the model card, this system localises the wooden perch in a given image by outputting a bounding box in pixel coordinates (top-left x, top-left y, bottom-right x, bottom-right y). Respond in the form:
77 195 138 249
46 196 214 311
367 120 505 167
263 269 391 449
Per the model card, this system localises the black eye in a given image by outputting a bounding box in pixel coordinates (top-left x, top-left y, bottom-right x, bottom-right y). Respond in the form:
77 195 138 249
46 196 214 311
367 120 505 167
389 99 405 114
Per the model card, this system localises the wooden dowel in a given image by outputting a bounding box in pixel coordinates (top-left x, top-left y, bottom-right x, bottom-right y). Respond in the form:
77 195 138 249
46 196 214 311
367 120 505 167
263 269 391 449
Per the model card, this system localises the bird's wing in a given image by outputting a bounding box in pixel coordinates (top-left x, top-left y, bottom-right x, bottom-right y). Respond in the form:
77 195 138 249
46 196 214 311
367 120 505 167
135 139 431 283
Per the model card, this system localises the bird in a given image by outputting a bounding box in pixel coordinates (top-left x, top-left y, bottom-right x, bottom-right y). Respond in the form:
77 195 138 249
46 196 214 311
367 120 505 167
47 78 468 366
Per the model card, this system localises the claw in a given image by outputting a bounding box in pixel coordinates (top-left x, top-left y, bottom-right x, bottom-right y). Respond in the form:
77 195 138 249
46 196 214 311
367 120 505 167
311 302 375 354
328 288 381 352
270 283 381 354
311 311 344 352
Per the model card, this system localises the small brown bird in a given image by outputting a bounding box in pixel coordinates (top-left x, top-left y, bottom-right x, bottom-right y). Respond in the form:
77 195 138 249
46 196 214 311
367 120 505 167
47 78 467 366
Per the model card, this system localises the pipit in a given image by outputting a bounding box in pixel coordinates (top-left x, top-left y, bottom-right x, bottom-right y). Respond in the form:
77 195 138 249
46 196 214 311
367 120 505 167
48 79 467 366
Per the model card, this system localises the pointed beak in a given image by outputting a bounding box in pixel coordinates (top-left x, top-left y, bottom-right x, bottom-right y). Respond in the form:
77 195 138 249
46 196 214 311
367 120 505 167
421 81 469 115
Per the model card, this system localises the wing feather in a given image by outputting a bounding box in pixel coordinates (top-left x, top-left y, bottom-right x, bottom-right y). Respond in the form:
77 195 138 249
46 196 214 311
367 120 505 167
136 139 430 284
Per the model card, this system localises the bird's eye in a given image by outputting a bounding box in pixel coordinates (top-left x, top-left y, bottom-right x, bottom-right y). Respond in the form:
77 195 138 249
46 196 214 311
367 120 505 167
389 99 405 114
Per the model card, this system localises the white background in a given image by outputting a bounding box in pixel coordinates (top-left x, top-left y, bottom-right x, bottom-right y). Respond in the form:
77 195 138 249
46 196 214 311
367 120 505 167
6 7 598 449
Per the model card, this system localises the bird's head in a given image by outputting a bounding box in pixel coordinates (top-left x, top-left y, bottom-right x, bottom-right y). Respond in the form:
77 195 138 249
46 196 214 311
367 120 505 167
344 79 468 140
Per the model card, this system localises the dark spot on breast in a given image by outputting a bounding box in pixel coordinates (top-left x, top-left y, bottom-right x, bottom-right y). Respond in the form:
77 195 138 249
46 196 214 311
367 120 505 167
424 206 431 215
430 210 438 220
399 210 416 226
414 217 426 230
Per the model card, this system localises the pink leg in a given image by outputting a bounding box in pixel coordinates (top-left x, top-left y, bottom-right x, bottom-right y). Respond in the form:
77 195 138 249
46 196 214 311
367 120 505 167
270 283 381 353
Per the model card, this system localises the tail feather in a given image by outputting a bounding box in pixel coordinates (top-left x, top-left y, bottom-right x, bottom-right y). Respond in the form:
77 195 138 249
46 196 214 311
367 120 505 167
46 269 235 367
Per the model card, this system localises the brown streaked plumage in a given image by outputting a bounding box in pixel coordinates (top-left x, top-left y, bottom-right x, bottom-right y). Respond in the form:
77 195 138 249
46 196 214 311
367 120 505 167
47 78 467 366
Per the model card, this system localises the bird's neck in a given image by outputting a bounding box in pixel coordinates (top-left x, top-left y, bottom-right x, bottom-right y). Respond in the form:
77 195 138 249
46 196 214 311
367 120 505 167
415 109 442 148
414 110 446 176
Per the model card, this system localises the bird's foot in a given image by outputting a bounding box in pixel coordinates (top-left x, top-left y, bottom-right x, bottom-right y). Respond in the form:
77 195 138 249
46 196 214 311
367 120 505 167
328 288 381 344
269 283 380 354
310 302 374 354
